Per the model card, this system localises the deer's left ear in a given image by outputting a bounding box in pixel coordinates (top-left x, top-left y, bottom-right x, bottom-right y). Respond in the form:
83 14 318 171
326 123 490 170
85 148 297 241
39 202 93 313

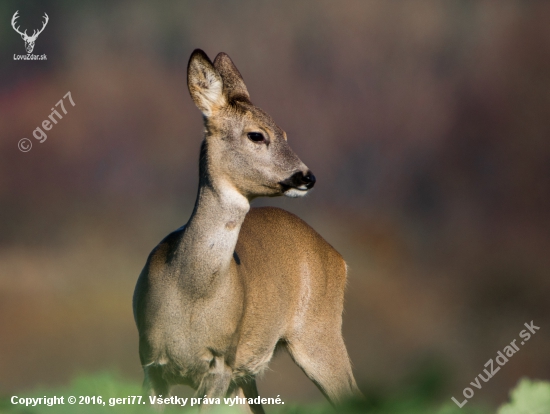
213 52 250 103
187 49 226 117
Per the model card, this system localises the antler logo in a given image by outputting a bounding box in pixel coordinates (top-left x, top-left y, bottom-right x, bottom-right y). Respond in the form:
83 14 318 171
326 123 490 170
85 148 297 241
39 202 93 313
11 11 49 54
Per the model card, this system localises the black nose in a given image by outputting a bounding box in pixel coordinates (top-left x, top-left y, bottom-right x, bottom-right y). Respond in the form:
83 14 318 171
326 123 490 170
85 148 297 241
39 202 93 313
279 170 317 192
301 171 316 189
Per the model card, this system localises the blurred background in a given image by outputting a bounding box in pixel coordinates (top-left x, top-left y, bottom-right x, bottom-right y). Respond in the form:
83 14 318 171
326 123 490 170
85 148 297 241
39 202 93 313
1 0 549 410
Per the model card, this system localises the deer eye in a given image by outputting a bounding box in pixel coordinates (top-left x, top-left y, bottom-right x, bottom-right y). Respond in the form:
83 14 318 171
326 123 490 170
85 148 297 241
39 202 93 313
247 132 265 143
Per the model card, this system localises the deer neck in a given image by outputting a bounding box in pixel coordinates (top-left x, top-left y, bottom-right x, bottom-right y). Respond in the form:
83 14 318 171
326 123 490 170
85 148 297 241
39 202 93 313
177 143 249 293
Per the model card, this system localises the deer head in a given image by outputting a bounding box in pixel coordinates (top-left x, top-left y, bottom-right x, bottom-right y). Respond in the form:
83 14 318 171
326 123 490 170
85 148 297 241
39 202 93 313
11 11 49 54
187 50 316 200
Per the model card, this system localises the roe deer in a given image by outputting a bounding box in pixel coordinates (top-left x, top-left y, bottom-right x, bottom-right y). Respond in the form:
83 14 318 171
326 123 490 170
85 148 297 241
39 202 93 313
133 49 361 413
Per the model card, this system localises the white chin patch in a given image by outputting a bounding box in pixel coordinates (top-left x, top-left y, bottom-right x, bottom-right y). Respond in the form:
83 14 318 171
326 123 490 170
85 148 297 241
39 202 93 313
284 188 308 198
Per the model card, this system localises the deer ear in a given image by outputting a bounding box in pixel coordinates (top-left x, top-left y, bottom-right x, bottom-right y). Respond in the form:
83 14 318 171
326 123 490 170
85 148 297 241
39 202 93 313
213 52 250 103
187 49 226 117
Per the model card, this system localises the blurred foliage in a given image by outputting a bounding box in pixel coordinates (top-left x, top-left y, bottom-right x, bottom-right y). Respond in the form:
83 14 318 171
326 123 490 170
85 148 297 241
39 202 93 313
497 379 550 414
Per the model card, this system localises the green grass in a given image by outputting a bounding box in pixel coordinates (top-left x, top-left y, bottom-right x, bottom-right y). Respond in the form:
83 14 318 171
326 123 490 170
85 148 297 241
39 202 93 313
1 373 549 414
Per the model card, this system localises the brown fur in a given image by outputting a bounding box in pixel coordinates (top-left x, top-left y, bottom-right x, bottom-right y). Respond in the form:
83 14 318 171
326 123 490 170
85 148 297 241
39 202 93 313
133 50 361 413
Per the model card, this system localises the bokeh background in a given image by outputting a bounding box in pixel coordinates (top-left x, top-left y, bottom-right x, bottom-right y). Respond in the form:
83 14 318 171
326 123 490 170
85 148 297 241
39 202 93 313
1 0 549 410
